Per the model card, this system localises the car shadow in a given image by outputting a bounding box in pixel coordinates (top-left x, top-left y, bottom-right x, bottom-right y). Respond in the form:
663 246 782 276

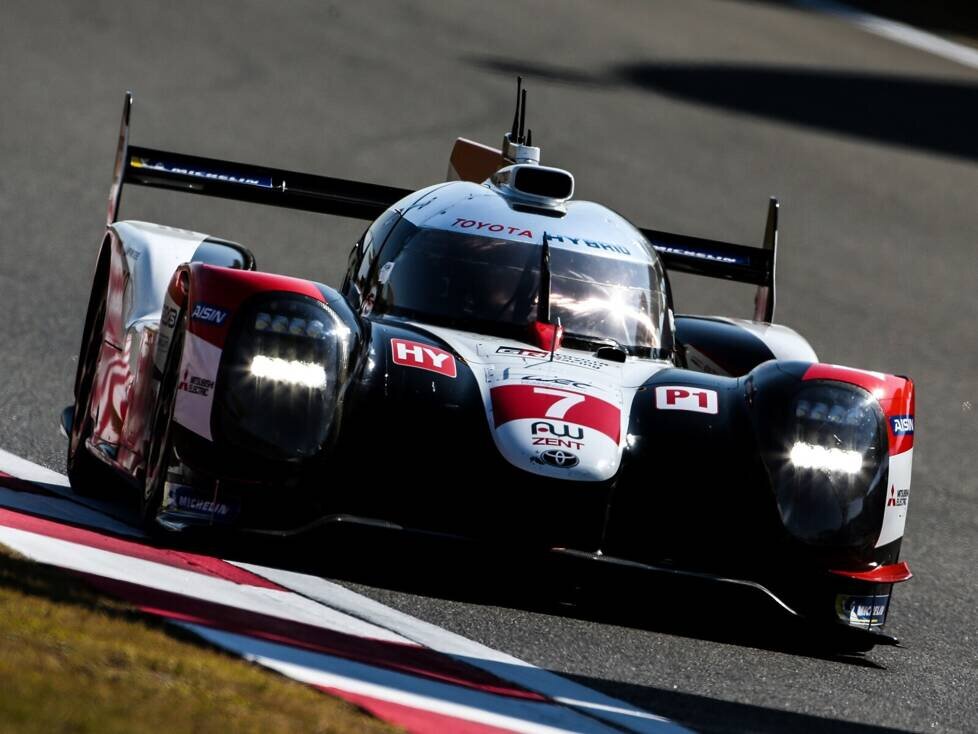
189 525 893 670
472 56 978 162
554 669 912 733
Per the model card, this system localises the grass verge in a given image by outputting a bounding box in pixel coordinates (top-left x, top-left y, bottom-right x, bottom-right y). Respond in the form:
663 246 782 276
0 543 399 734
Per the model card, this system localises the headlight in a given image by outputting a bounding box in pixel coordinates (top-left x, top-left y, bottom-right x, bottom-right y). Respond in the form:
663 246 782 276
771 384 886 547
250 355 327 389
215 294 353 460
789 442 862 474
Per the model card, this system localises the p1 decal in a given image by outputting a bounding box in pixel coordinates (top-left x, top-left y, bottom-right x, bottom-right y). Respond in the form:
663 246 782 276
491 384 620 443
191 303 229 326
654 386 719 414
390 338 457 378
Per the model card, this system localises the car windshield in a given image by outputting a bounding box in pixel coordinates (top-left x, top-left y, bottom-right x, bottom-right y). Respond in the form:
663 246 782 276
370 223 667 353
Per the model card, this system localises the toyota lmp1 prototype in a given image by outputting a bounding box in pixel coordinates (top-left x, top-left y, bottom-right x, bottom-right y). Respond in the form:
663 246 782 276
64 86 915 648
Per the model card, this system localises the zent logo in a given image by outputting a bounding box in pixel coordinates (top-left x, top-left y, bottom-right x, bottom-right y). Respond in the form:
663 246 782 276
390 338 457 378
191 303 229 326
654 386 719 414
890 416 914 435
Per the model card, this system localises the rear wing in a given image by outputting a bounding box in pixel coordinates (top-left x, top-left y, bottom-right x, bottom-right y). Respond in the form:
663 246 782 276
642 198 778 323
107 92 411 226
108 93 778 323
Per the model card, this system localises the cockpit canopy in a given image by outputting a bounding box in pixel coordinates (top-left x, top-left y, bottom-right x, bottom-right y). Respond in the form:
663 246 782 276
360 217 669 356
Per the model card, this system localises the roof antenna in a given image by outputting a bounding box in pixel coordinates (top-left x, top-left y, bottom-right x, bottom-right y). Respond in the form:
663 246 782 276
518 88 528 143
525 129 532 147
510 76 522 141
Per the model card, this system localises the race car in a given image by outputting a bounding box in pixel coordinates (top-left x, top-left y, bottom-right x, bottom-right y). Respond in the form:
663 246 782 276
64 85 914 648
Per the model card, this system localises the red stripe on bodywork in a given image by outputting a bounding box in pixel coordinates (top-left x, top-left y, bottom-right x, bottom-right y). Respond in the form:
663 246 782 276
0 508 284 589
490 384 620 443
829 561 912 583
803 364 915 455
188 263 326 348
77 573 545 702
322 688 524 734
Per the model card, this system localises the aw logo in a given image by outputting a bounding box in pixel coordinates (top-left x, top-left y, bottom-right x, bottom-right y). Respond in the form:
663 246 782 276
531 421 584 451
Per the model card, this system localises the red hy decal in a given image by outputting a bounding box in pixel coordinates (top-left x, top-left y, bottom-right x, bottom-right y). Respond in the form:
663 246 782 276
390 339 457 378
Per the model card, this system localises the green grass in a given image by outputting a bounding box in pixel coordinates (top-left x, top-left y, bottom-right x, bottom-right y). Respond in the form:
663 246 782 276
0 544 400 734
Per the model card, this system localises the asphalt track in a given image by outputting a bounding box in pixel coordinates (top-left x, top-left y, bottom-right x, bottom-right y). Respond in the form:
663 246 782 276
0 1 976 732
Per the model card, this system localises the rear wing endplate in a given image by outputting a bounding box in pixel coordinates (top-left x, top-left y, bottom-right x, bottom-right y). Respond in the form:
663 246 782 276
642 197 778 323
107 93 778 323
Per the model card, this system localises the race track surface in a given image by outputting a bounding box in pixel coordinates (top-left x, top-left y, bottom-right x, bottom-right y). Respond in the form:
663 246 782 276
1 1 976 731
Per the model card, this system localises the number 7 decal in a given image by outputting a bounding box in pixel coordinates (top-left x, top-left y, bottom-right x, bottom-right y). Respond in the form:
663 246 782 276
533 387 587 419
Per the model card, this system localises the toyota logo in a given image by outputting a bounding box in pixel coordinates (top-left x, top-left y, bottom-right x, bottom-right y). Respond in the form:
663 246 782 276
540 449 580 468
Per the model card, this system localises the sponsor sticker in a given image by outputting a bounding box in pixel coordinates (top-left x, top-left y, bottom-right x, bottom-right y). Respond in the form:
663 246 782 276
495 345 606 371
531 420 585 450
650 243 749 267
391 338 457 378
169 483 239 519
654 385 719 414
533 449 579 468
887 485 909 507
451 218 533 239
130 157 274 188
491 384 620 443
546 233 631 257
161 303 179 329
191 303 229 326
178 370 215 397
836 593 889 628
521 375 592 391
890 415 914 435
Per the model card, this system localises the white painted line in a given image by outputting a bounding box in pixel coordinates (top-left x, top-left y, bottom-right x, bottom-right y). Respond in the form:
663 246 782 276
0 525 410 643
186 625 626 734
233 562 688 733
0 448 71 487
795 0 978 71
0 448 688 732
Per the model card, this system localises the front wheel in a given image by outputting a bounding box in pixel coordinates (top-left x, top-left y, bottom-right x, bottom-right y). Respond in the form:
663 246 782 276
67 286 112 497
142 311 186 529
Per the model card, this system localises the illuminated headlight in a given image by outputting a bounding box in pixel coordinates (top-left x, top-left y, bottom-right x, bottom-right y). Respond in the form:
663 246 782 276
250 355 327 389
306 319 327 339
270 315 289 333
255 312 328 339
769 383 887 547
789 442 862 474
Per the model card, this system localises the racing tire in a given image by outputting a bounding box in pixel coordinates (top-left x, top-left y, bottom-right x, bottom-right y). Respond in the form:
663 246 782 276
66 279 113 497
142 309 186 529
